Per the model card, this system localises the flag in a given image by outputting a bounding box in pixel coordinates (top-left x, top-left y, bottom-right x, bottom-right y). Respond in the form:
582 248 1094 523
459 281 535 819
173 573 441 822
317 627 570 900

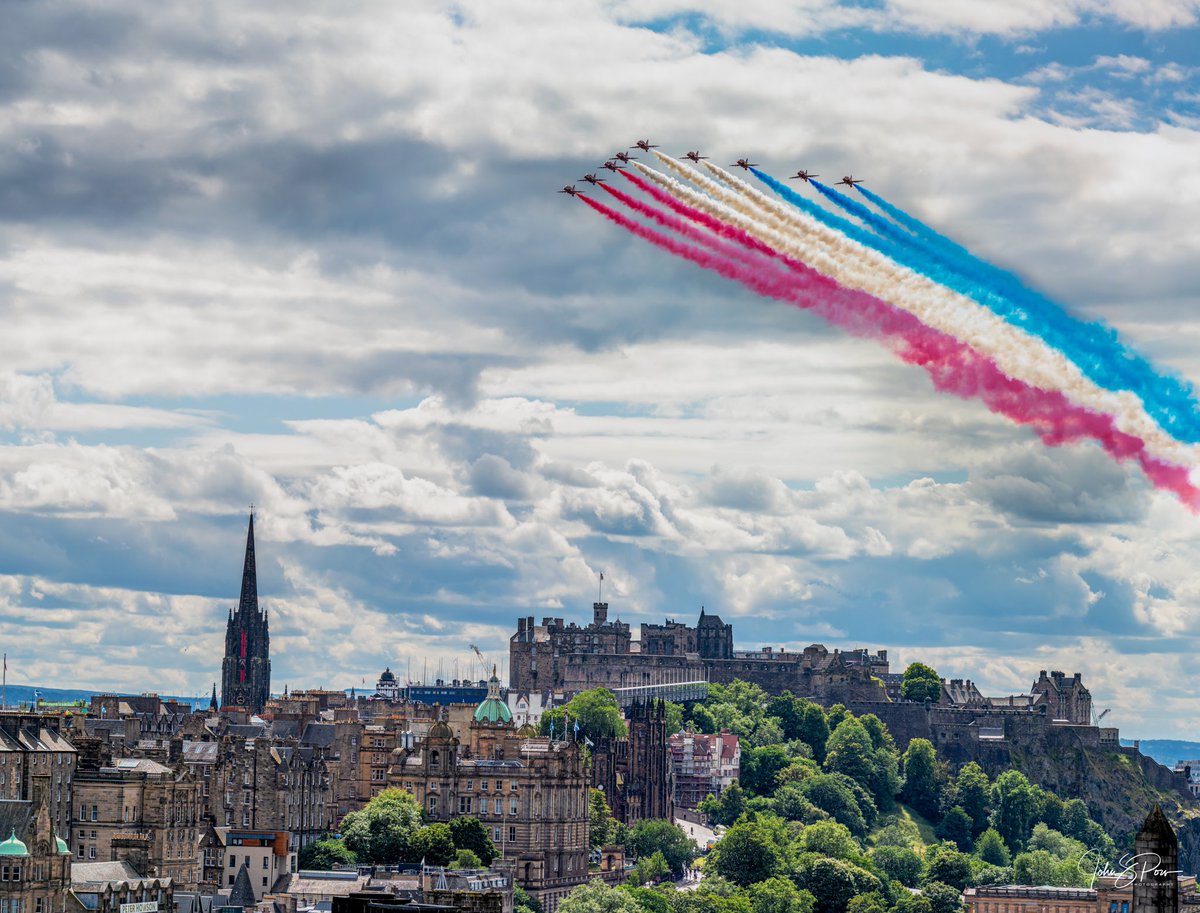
573 720 580 737
549 719 555 738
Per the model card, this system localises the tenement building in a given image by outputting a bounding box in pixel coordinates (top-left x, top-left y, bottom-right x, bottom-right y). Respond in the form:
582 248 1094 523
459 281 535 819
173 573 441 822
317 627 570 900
509 603 888 701
221 514 271 715
387 674 590 913
667 729 740 809
71 753 200 889
0 712 77 839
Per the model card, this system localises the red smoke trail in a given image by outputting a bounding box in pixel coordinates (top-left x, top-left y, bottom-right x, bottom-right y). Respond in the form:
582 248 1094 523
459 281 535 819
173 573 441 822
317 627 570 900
578 194 1200 508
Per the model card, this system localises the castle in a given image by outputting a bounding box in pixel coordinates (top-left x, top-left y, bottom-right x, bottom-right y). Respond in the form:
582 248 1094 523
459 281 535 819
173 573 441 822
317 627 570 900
509 602 890 703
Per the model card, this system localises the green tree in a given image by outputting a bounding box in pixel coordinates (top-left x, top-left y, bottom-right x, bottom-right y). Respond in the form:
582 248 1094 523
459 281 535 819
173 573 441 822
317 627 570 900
1059 800 1089 842
559 880 647 913
858 715 894 753
951 764 991 837
799 821 859 860
710 817 785 886
774 783 827 825
899 739 941 819
797 774 869 838
798 703 831 764
792 854 882 913
631 850 670 885
514 885 543 913
700 782 748 827
870 845 923 887
571 689 630 740
340 788 423 863
1012 850 1059 886
991 771 1038 852
671 877 755 913
411 823 456 866
826 705 851 732
590 790 616 849
891 895 932 913
451 849 482 869
664 701 685 735
627 820 696 877
767 693 806 741
742 745 793 797
749 877 815 913
690 704 718 734
925 850 972 891
926 849 974 892
622 886 669 913
936 807 973 852
824 719 877 795
298 838 357 870
974 828 1011 867
900 664 941 703
922 883 964 913
450 817 497 866
846 895 887 913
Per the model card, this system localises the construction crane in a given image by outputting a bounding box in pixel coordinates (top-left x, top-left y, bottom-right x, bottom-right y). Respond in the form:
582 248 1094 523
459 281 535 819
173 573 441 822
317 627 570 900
470 644 488 683
1092 707 1112 726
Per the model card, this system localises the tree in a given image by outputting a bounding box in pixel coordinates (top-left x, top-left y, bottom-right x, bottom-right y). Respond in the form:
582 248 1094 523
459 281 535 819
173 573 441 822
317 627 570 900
991 771 1038 852
797 703 831 764
340 788 423 863
951 764 991 837
451 849 482 869
627 820 696 877
559 880 646 913
622 886 669 913
922 883 964 913
846 895 887 913
824 719 877 795
925 850 972 892
1059 800 1089 842
870 845 923 887
935 807 973 852
826 705 851 732
792 854 882 913
767 693 806 741
298 838 356 870
690 704 718 734
974 828 1011 867
590 790 616 849
664 701 685 735
709 818 785 886
749 878 816 913
798 821 858 860
742 745 792 797
700 782 748 827
858 716 894 753
891 895 932 913
515 886 543 913
901 664 941 703
411 824 456 866
450 817 497 866
1012 850 1059 887
542 689 628 741
797 775 869 838
631 851 670 886
899 740 941 819
774 783 827 825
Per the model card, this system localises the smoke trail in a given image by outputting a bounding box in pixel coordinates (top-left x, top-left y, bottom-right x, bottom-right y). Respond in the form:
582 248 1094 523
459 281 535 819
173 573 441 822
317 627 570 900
854 183 973 256
579 193 1200 507
631 161 1196 469
774 173 1200 445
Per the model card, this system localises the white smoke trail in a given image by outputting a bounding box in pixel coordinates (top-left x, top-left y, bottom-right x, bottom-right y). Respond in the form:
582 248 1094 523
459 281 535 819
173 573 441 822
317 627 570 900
633 156 1197 470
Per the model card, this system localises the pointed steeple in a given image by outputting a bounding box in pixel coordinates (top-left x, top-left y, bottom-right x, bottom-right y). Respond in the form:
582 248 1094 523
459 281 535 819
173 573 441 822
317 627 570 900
238 512 258 617
228 862 257 909
210 683 219 712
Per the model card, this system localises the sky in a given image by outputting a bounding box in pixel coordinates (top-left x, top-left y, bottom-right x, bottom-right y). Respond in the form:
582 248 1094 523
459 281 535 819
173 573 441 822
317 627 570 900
2 1 1200 737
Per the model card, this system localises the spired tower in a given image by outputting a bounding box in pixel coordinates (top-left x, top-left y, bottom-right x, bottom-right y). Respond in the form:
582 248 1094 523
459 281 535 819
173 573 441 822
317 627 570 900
221 513 271 713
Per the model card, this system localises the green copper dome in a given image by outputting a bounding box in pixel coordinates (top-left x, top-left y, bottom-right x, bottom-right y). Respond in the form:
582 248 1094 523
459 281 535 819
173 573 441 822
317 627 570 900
473 667 512 724
0 829 29 857
56 836 70 855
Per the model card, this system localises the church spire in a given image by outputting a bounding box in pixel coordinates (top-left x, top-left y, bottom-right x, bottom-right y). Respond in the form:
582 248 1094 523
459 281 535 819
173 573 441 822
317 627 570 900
238 512 258 618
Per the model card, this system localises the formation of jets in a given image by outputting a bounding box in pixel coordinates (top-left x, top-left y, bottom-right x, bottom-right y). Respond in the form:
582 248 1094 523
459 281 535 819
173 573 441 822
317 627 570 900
560 141 866 196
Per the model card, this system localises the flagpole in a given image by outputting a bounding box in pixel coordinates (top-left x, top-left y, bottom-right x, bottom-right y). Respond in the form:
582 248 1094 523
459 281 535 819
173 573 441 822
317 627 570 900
2 652 6 710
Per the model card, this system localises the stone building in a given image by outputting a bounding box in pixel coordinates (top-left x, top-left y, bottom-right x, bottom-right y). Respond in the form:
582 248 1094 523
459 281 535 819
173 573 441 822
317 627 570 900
387 683 590 913
591 700 673 825
509 605 888 702
0 712 78 839
70 861 174 913
667 730 740 809
0 798 72 913
71 756 201 889
221 514 271 715
1030 670 1093 725
179 733 330 852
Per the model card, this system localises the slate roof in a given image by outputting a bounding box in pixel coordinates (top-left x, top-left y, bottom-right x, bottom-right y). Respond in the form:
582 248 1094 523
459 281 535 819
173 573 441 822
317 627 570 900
0 801 34 845
228 863 257 909
299 724 335 749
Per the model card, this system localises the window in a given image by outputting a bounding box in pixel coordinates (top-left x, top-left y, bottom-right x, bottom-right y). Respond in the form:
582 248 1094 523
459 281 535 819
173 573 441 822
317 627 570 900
0 865 7 881
89 847 96 859
510 799 518 815
35 899 42 913
76 846 84 859
262 877 268 887
481 780 488 792
458 797 471 815
495 780 502 792
79 805 86 821
466 780 473 791
493 827 501 842
509 826 517 843
510 781 518 792
241 811 250 826
228 855 236 867
262 857 269 869
90 805 97 821
428 796 437 815
228 875 235 886
494 798 502 816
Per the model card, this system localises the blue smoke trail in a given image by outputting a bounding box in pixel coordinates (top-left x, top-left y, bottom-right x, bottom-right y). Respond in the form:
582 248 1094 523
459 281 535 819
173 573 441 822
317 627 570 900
751 168 1200 444
854 183 974 258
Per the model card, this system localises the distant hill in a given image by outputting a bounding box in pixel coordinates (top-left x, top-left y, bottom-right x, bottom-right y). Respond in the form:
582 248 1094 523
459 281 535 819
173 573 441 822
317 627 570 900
1 684 208 711
1123 739 1200 769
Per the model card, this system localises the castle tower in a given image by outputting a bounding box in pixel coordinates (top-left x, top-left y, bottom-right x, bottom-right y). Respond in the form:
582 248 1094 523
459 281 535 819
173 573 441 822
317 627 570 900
221 513 271 713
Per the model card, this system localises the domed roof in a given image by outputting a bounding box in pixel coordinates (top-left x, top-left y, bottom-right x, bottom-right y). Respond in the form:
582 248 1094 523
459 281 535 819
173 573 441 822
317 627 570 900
428 720 454 740
517 722 538 738
56 836 70 855
0 830 29 857
379 667 396 683
473 667 512 725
